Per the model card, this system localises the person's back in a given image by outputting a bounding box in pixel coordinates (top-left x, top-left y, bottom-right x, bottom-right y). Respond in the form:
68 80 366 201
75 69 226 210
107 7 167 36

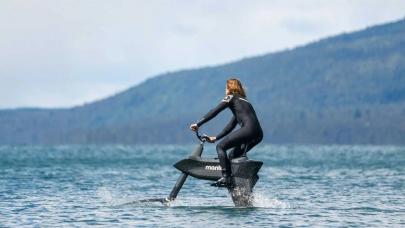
228 94 261 130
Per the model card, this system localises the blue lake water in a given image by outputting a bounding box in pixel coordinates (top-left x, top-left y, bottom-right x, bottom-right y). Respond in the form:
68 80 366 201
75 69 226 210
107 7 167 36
0 144 404 227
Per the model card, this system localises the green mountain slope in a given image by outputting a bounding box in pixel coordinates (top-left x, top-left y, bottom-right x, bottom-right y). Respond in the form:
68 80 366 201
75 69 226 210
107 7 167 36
1 19 405 144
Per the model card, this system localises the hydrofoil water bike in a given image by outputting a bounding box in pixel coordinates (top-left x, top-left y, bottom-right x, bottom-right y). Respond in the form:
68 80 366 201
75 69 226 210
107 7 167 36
138 131 263 207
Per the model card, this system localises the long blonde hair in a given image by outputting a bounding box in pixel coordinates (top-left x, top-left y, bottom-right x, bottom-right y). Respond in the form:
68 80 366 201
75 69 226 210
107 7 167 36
226 78 246 98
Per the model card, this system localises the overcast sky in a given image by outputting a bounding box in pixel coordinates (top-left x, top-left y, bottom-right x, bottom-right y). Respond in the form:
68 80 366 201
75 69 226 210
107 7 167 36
0 0 404 108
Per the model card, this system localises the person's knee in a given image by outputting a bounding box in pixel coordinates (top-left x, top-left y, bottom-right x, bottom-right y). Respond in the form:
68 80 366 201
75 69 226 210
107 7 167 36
216 142 225 151
258 135 263 144
255 133 263 145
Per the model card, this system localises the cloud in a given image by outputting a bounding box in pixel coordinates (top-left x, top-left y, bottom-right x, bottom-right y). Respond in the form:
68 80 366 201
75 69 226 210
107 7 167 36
0 0 404 108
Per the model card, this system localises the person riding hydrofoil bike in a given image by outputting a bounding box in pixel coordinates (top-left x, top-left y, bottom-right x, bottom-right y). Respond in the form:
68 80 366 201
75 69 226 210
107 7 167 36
190 78 263 187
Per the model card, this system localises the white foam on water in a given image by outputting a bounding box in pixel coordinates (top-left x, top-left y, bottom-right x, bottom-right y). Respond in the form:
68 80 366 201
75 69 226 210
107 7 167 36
96 186 136 207
96 186 291 210
252 192 290 208
97 186 121 206
167 195 232 208
96 186 290 209
96 186 170 207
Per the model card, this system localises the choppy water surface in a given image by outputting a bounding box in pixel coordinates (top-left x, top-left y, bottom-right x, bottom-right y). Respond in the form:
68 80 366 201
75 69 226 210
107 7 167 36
0 144 404 227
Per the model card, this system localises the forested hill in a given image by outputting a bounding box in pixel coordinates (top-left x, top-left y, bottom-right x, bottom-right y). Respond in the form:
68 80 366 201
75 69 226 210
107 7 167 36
1 18 404 145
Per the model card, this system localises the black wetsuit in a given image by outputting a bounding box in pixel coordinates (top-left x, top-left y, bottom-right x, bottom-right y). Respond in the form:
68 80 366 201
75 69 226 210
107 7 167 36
197 94 263 177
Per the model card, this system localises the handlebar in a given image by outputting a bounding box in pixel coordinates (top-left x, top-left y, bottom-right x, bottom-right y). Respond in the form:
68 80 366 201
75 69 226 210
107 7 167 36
195 130 210 143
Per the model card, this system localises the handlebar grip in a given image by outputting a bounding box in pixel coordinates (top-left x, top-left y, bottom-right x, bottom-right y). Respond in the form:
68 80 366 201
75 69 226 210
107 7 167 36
201 134 210 141
195 131 209 143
